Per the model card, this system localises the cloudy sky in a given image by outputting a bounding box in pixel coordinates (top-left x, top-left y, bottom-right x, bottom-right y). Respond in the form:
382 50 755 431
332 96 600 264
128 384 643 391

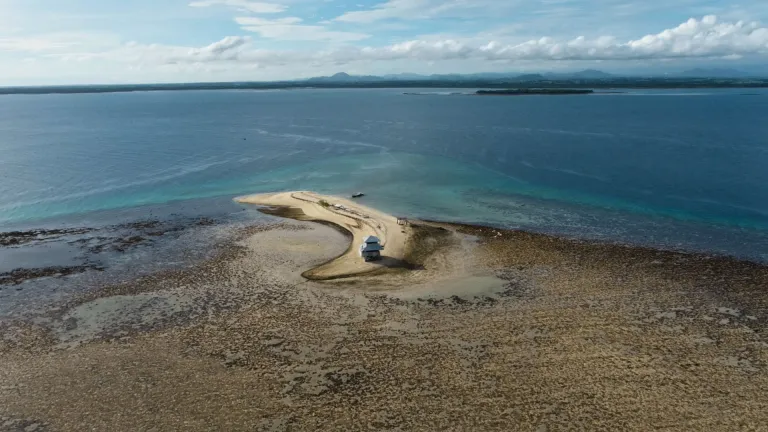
1 0 767 84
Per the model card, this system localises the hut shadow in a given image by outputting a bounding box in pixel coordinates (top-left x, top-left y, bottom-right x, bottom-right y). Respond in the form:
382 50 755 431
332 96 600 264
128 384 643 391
376 256 423 271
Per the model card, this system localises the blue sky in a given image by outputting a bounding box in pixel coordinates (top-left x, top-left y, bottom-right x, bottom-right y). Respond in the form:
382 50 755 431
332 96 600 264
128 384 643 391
1 0 767 84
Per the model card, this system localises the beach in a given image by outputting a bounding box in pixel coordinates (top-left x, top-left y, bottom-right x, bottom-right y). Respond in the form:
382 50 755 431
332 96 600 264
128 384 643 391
235 191 410 279
1 192 768 431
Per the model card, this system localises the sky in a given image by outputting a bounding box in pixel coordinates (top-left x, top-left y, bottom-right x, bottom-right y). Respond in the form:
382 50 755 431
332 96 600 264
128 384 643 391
1 0 767 84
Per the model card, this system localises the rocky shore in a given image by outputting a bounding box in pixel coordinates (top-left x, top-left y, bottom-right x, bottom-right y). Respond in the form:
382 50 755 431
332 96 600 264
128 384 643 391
0 217 222 292
1 211 767 431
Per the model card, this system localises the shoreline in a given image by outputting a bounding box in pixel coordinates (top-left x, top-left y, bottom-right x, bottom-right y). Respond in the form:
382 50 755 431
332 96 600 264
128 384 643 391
3 193 767 294
4 192 767 295
2 82 768 96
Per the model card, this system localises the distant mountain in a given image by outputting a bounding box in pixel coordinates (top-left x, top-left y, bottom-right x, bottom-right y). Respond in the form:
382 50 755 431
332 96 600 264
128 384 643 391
301 68 768 84
300 69 645 84
382 73 428 80
543 69 614 79
327 72 353 81
306 71 553 83
428 70 613 81
430 72 518 80
516 74 548 81
569 69 614 79
678 68 750 78
306 72 382 82
428 73 468 80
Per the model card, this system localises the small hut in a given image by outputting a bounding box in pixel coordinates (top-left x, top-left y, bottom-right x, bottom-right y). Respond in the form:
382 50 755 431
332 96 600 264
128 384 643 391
359 235 383 262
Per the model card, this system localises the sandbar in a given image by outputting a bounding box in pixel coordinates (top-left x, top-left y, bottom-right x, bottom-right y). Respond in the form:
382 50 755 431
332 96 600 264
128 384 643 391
235 191 409 280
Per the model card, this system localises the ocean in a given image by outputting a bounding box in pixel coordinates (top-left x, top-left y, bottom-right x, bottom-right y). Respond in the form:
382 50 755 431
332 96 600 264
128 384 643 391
1 87 767 263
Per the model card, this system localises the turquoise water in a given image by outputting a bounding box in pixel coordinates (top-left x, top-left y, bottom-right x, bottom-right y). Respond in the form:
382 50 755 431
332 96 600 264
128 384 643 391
1 88 767 260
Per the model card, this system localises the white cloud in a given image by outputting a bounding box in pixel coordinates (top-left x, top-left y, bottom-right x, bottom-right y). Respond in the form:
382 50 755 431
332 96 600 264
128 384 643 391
343 16 768 62
335 0 505 23
186 35 251 59
187 0 370 42
0 36 78 53
335 0 477 23
31 35 253 68
114 36 253 65
0 32 121 53
336 0 429 23
7 16 768 78
235 16 370 41
189 0 286 14
102 16 767 68
622 15 768 59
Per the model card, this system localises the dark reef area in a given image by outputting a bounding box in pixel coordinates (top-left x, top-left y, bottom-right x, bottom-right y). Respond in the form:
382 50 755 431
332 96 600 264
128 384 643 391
476 88 594 95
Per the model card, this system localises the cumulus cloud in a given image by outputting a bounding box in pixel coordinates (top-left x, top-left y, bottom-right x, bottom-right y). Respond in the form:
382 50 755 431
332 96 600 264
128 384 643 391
235 16 370 42
22 16 768 71
622 15 768 59
45 35 254 66
188 35 250 58
135 36 254 65
189 0 285 14
342 16 768 62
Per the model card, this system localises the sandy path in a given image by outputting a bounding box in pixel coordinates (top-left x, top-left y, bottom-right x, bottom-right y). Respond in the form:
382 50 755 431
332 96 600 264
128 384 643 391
235 191 410 279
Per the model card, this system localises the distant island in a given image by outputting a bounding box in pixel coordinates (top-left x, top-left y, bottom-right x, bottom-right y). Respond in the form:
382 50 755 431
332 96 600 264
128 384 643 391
476 89 594 96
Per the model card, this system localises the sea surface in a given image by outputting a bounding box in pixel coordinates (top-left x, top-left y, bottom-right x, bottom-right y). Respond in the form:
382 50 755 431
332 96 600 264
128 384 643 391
1 87 767 265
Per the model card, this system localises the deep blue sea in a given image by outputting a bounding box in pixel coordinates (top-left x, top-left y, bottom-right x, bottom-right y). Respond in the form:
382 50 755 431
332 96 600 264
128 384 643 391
2 88 767 261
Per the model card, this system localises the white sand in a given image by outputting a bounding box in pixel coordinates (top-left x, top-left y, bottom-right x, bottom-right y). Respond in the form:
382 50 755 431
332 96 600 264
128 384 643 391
235 191 410 279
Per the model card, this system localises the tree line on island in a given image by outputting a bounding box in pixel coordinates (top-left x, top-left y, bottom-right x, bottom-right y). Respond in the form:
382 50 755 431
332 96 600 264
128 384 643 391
475 89 594 96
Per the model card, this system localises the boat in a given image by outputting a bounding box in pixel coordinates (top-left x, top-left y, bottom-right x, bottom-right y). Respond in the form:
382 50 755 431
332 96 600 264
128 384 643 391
351 192 365 198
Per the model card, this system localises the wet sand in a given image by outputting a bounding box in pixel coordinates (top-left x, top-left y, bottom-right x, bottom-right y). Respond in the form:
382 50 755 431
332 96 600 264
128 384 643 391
1 201 767 431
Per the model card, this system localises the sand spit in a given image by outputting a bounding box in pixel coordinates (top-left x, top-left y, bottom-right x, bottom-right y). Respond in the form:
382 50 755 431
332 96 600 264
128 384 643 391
2 207 768 431
235 191 410 280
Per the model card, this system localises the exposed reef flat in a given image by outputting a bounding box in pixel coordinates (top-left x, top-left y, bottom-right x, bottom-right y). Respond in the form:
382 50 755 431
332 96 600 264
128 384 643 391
2 197 767 431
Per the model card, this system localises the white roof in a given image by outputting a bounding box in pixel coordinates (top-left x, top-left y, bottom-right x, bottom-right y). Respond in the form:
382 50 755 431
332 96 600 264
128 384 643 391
361 243 383 252
363 235 381 244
